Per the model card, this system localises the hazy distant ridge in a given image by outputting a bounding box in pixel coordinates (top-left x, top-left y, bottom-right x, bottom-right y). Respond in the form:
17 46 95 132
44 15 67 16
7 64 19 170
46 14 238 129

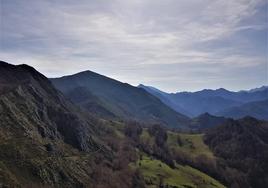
139 84 268 119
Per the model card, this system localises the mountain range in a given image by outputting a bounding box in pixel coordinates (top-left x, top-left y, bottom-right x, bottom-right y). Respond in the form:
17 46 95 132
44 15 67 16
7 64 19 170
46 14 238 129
1 60 267 188
139 84 268 120
0 61 224 187
51 71 190 129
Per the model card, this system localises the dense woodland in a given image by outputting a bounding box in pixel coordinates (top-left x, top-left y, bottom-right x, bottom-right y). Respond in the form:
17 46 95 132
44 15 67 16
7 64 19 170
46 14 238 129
123 119 268 188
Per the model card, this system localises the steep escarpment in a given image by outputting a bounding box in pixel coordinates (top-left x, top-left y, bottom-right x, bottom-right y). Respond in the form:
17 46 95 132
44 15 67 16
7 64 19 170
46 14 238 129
0 61 138 187
0 61 99 152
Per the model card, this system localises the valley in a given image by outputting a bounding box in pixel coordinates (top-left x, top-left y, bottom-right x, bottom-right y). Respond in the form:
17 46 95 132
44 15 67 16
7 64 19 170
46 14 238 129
1 0 267 187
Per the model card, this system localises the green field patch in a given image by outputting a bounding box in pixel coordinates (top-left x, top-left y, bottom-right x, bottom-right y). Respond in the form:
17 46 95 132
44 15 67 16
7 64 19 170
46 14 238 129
132 155 225 188
167 132 214 158
140 129 155 147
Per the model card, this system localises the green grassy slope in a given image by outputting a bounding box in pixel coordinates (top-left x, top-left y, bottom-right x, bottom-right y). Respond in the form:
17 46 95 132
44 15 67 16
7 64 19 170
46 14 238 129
140 129 214 158
135 128 225 188
167 132 214 158
131 155 225 188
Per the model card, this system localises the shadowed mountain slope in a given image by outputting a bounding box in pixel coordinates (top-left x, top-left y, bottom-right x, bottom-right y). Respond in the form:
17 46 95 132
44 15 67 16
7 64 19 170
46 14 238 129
138 84 191 116
190 113 228 131
216 99 268 120
51 71 190 129
0 61 140 187
0 61 100 152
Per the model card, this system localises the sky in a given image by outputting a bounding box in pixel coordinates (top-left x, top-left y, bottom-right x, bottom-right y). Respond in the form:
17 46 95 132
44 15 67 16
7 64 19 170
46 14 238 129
0 0 267 92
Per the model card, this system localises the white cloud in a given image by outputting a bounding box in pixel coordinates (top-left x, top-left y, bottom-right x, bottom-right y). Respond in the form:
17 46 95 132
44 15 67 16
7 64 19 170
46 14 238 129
1 0 267 91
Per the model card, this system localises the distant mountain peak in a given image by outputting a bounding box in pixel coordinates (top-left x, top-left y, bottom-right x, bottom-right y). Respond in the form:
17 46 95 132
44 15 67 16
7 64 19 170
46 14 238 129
138 84 167 95
216 88 229 92
65 70 98 78
52 74 190 129
247 86 268 93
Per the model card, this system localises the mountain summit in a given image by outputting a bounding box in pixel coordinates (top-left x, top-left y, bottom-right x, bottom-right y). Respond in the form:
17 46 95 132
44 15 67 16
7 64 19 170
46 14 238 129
51 71 190 129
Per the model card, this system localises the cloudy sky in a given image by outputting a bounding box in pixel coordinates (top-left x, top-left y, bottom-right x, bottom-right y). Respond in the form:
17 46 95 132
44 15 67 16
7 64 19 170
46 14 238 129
0 0 267 92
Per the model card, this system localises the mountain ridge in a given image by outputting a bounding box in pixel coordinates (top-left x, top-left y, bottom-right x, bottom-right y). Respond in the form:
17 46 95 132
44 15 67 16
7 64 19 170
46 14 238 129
1 60 267 188
216 99 268 120
51 71 190 129
139 84 268 119
0 61 227 187
0 61 101 152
